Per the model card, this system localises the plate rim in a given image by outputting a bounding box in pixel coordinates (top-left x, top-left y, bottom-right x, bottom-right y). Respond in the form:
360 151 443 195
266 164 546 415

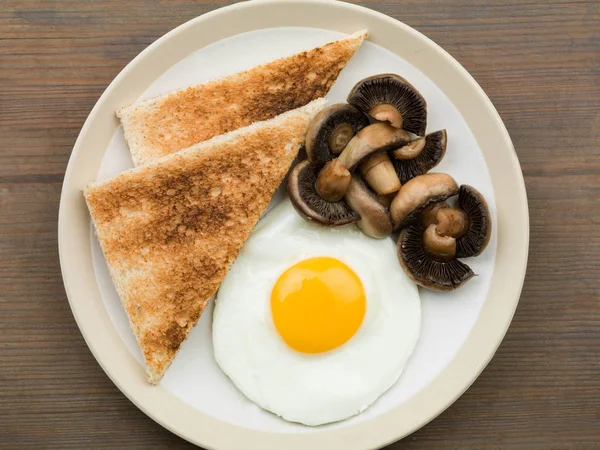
58 1 529 449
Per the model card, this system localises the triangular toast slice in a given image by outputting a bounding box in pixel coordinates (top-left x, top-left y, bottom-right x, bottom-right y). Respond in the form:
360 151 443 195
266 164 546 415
85 99 326 383
117 30 367 166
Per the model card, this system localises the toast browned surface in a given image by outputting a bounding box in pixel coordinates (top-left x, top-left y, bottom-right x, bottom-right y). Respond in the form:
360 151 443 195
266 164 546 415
85 100 326 383
117 30 367 166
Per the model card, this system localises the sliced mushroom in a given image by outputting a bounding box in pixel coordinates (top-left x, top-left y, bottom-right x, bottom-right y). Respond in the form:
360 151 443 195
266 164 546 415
390 173 459 230
347 74 427 135
391 130 447 184
344 175 393 239
288 160 359 226
315 159 351 202
456 185 491 258
305 103 369 167
398 223 475 291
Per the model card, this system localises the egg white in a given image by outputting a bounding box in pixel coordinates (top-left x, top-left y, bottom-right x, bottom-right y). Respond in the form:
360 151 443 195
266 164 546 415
212 198 421 426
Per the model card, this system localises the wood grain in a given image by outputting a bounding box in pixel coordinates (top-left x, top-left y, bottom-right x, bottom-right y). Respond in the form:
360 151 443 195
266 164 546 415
1 0 599 448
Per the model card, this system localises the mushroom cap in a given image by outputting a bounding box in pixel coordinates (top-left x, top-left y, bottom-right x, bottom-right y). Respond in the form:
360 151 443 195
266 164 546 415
287 160 359 226
390 173 459 230
347 74 427 136
338 122 410 171
456 185 492 257
398 223 475 291
344 175 393 239
392 130 447 184
305 103 369 168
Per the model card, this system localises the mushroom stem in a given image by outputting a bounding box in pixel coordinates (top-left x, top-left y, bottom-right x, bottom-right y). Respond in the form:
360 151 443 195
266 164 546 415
436 208 470 238
421 202 450 228
358 152 401 196
422 224 456 262
315 159 351 202
328 123 355 154
392 137 426 160
369 103 403 129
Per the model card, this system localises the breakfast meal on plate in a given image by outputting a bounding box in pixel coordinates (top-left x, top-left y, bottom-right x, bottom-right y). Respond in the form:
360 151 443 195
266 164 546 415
212 199 420 426
85 99 326 383
117 30 368 166
85 30 493 424
287 73 491 291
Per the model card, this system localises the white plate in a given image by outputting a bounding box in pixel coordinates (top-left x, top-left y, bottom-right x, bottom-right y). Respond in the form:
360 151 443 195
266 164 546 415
58 1 529 449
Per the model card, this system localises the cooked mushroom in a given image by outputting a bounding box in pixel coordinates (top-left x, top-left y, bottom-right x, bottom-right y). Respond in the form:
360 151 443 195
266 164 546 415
332 122 407 196
391 130 447 184
315 159 351 202
347 74 427 135
417 186 490 258
305 103 369 167
310 122 406 203
344 175 393 239
398 223 475 291
390 173 459 230
288 160 359 226
456 185 491 258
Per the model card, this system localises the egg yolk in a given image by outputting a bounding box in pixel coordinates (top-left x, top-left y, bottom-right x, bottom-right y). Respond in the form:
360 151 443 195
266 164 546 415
270 257 366 354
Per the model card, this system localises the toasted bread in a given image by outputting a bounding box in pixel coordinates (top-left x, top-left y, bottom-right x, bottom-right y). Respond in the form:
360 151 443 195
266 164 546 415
85 99 327 383
117 30 367 166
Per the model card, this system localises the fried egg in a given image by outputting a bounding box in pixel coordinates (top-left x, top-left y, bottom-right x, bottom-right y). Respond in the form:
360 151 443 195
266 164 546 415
212 198 421 426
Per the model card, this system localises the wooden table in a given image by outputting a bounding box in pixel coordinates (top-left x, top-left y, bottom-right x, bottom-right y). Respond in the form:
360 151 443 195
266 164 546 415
1 1 599 448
